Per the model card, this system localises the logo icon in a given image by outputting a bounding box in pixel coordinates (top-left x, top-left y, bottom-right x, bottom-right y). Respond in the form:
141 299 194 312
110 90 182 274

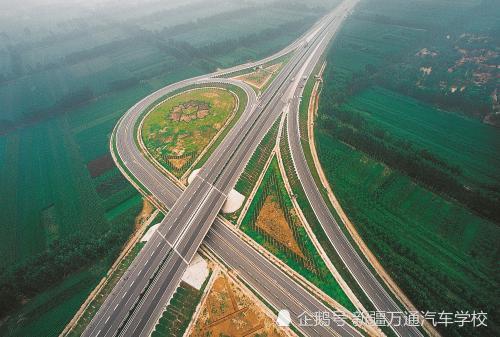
276 309 292 327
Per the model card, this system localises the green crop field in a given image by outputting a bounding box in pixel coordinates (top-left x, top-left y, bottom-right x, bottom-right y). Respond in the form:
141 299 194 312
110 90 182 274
316 131 499 337
0 260 109 337
314 1 500 336
341 86 500 188
142 87 237 177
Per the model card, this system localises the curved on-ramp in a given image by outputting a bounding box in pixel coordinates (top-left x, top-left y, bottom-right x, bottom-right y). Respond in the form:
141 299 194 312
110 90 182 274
84 13 364 337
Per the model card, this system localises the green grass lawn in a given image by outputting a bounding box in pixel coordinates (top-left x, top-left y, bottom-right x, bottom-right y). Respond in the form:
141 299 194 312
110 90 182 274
141 87 237 177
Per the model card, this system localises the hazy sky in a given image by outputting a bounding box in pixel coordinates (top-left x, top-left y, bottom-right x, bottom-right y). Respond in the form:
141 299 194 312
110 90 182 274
0 0 250 11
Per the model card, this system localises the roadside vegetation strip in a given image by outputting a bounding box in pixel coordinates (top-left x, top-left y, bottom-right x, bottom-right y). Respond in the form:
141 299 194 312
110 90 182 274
296 61 335 208
151 272 212 337
240 156 354 312
65 242 146 337
234 119 280 197
279 125 381 312
181 267 219 337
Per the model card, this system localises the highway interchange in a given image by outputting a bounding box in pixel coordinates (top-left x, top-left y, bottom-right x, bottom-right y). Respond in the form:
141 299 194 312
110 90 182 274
83 1 424 336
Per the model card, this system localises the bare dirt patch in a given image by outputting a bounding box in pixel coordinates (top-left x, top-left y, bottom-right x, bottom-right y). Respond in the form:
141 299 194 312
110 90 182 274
190 274 286 337
135 199 153 230
170 100 210 122
256 195 304 257
168 155 193 170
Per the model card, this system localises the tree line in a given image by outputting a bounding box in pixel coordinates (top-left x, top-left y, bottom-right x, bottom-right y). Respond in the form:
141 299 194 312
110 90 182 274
0 204 140 318
318 113 500 223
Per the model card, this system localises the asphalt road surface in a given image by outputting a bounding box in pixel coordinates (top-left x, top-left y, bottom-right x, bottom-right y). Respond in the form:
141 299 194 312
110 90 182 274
83 1 422 336
83 5 361 337
285 5 424 337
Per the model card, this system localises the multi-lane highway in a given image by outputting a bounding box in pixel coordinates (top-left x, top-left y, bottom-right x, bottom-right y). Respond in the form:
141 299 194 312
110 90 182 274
83 1 424 336
84 4 364 337
284 5 424 337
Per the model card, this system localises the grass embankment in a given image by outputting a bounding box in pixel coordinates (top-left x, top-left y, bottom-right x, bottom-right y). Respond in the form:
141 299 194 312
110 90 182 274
241 157 354 312
152 274 211 337
141 87 237 178
235 119 280 197
151 283 201 337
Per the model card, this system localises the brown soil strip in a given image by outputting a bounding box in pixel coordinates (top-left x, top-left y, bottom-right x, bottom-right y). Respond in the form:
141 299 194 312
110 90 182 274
191 274 288 337
205 307 248 328
255 195 304 257
226 276 239 311
242 323 265 336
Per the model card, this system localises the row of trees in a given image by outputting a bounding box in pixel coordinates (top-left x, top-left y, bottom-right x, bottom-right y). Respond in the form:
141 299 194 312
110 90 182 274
354 215 497 337
318 114 500 223
0 204 139 318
